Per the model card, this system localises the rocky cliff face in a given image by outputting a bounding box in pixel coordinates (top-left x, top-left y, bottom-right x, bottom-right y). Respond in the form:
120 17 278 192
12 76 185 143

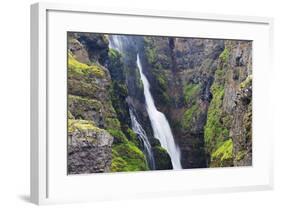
68 120 113 174
107 35 173 170
204 40 252 167
67 32 149 174
140 37 252 168
141 37 224 168
67 32 252 173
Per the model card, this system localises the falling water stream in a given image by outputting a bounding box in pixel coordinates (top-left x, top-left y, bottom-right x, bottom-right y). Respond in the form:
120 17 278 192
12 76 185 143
129 109 156 169
108 35 182 169
136 54 182 169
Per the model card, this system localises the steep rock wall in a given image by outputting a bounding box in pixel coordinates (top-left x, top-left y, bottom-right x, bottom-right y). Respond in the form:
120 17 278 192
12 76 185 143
141 37 224 168
67 32 149 173
204 40 252 167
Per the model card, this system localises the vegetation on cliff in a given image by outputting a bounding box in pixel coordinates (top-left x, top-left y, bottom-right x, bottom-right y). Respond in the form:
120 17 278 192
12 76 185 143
67 33 149 173
204 43 252 167
68 52 105 78
67 32 252 173
204 48 233 167
143 37 171 105
210 139 233 167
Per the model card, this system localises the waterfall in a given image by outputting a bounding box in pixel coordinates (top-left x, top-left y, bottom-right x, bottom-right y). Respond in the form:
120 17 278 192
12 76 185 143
108 35 127 53
108 34 182 169
108 35 156 170
129 109 156 169
136 54 182 169
109 36 121 51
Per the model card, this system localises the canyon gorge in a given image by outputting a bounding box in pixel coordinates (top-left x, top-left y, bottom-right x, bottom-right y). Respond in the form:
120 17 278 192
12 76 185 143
67 32 252 174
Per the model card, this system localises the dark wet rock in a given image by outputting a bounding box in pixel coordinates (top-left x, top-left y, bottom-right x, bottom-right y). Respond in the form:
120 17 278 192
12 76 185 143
68 120 113 174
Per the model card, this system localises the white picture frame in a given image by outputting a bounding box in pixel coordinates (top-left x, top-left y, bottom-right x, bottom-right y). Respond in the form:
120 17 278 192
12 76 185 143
30 2 274 205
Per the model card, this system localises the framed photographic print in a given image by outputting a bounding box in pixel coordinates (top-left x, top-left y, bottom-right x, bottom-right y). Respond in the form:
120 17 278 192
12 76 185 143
30 2 274 205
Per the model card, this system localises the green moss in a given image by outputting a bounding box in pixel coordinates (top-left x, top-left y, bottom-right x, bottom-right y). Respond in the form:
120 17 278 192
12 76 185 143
68 119 111 145
219 48 229 63
182 103 199 129
107 129 128 144
105 118 121 130
144 38 157 65
111 149 128 172
68 95 102 108
109 48 118 58
108 48 130 127
111 141 148 172
236 150 247 161
211 139 233 167
204 83 228 153
126 128 140 147
109 82 129 126
152 145 172 170
156 73 168 91
143 38 173 106
108 128 149 172
151 72 171 105
205 56 234 165
68 111 74 119
108 49 125 81
68 52 105 78
68 78 98 99
68 119 99 133
184 83 201 104
68 95 103 120
240 75 252 89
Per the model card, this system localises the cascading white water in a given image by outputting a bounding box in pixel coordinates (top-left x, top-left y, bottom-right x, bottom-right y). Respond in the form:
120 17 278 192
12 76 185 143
108 35 182 169
136 54 182 169
108 35 125 53
129 109 155 169
108 35 156 169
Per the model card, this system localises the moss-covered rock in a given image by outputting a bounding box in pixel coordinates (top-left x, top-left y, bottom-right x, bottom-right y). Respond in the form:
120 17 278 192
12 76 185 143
68 95 103 124
67 33 151 174
184 83 201 105
181 103 200 130
210 139 233 167
107 128 148 172
204 49 231 157
68 110 74 119
111 149 128 172
68 52 105 78
67 119 114 174
68 119 101 134
143 37 172 106
219 48 229 63
108 49 125 81
148 138 172 170
107 129 127 144
204 41 252 167
152 145 173 170
204 82 229 153
111 141 149 172
105 118 121 130
232 76 252 166
125 127 141 147
240 75 252 89
108 49 131 127
68 52 110 101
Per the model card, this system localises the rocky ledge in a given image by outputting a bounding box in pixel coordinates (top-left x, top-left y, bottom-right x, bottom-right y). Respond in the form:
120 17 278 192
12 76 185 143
67 120 113 174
